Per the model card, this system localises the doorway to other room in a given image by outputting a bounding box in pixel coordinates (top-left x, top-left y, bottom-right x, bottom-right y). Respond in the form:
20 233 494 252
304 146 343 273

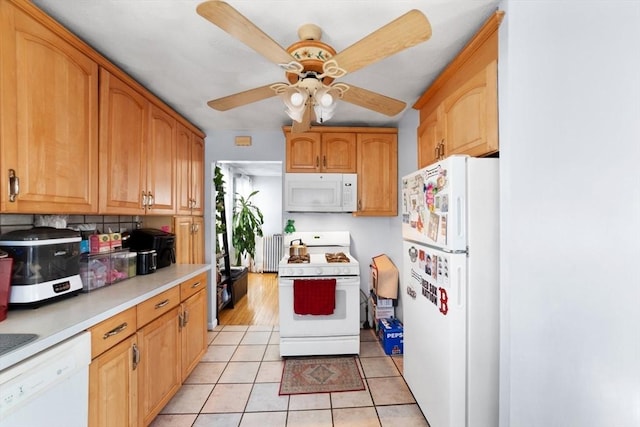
214 161 283 326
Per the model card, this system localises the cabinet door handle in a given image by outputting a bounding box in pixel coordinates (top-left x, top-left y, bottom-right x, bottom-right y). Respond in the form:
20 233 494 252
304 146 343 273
315 156 319 168
147 192 154 207
155 299 169 309
323 155 327 167
434 145 439 159
132 343 140 370
142 190 148 207
183 309 189 325
191 281 202 289
178 311 184 329
103 322 128 339
440 140 445 159
8 169 19 202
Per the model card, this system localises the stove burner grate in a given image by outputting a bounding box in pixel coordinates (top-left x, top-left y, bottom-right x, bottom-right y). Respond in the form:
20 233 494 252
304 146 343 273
325 252 350 263
288 254 310 263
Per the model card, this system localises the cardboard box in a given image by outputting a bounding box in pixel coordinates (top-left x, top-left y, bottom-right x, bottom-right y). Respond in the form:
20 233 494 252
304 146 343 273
371 254 399 299
370 290 394 308
378 318 404 355
109 233 122 250
89 234 111 253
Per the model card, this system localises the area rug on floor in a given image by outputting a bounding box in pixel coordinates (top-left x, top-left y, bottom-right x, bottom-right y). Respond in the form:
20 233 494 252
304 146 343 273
279 356 365 395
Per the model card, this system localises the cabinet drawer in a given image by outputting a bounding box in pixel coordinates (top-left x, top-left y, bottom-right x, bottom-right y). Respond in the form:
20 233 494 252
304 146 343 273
137 286 180 328
90 306 137 359
180 272 207 301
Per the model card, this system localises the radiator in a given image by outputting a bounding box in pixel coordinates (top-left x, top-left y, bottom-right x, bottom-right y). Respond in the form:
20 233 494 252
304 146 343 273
262 234 284 273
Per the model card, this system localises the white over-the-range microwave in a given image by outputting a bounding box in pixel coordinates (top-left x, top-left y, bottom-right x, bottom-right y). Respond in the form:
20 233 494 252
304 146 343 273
284 173 357 212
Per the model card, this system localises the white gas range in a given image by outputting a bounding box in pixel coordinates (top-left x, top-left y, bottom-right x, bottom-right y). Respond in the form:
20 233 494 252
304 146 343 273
278 231 360 357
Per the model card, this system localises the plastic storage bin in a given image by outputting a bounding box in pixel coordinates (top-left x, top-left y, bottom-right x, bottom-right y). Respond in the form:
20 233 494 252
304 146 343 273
79 249 136 292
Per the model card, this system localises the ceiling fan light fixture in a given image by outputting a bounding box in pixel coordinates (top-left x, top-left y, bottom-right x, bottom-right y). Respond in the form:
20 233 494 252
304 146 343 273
289 91 305 107
319 92 334 107
279 86 308 122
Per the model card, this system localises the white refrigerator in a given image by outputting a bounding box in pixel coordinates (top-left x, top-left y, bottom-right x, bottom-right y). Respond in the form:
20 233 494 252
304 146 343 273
401 155 499 427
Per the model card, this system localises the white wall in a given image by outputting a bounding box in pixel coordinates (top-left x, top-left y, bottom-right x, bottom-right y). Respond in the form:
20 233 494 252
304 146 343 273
499 1 640 426
252 175 283 237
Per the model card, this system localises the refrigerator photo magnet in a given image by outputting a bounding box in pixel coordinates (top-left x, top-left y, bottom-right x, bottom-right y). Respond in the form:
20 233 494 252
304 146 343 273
427 212 440 242
431 255 438 279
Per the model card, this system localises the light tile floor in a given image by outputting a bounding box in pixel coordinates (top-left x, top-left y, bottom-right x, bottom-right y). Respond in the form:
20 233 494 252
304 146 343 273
151 325 430 427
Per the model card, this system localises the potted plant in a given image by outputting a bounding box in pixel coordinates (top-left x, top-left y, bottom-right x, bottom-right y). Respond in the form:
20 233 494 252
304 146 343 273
231 190 264 266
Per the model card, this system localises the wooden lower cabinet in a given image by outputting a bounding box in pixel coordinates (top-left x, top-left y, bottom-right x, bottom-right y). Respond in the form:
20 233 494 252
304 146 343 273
181 287 208 381
88 273 209 427
137 306 182 427
89 335 138 427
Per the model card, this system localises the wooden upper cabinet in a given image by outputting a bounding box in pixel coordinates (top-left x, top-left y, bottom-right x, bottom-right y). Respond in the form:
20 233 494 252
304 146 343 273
99 68 148 215
0 0 98 213
286 132 357 173
356 133 398 216
100 72 176 215
177 125 204 215
190 135 205 215
414 11 503 169
147 105 176 215
417 106 443 169
321 133 357 173
443 61 498 158
286 133 322 172
176 124 192 215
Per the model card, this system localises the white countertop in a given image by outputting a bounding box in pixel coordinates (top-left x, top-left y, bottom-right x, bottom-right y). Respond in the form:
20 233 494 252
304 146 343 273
0 264 211 371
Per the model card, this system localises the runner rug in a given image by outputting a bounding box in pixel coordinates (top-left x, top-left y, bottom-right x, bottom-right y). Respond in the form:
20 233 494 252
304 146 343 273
279 356 365 395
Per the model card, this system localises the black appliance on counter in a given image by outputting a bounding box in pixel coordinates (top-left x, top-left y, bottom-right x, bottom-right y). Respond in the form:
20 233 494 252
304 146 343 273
0 227 82 305
126 228 175 269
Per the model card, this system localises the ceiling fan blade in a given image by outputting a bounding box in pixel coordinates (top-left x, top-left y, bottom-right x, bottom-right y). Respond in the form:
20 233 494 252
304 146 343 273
324 10 432 77
207 84 278 111
197 1 295 65
291 102 312 133
340 84 406 117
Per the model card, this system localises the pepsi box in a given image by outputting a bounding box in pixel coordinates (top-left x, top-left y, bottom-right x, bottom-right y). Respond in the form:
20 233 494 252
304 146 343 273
378 318 403 355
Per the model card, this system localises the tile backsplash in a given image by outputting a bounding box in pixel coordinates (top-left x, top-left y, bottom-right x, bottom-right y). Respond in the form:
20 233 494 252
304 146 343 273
0 214 143 236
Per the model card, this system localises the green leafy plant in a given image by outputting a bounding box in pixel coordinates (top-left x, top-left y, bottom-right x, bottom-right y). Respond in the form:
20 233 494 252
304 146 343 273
213 166 226 254
232 190 264 265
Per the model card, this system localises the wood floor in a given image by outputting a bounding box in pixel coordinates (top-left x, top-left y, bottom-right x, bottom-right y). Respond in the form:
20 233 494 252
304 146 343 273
218 272 279 326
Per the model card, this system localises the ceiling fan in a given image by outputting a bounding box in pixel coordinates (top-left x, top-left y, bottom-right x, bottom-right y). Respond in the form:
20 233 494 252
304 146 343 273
196 1 432 132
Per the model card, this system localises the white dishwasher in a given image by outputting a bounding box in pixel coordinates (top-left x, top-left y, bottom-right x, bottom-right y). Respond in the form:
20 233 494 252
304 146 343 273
0 331 91 427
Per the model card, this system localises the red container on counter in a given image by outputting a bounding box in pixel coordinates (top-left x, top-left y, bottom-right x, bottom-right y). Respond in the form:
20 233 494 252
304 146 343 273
0 252 13 321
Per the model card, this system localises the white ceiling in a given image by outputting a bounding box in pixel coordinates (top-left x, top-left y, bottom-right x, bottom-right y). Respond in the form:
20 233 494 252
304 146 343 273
32 0 500 136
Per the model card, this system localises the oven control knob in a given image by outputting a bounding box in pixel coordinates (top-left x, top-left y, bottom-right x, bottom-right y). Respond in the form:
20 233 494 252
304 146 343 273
297 268 304 276
316 268 323 275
